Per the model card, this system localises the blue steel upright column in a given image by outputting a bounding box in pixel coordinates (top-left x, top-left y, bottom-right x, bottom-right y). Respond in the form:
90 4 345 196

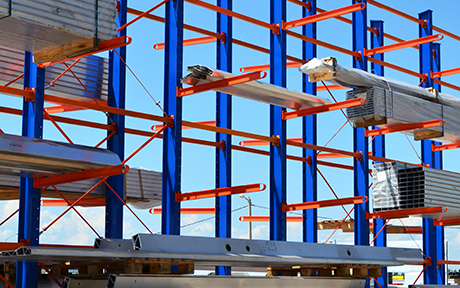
106 0 127 239
431 43 445 285
269 0 287 241
16 52 45 288
370 20 387 288
302 0 317 244
215 0 232 276
162 0 183 235
352 0 369 249
419 10 439 285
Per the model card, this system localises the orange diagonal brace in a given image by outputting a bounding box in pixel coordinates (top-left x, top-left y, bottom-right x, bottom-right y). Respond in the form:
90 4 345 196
48 58 81 87
33 165 128 188
365 119 444 137
41 199 106 207
283 98 366 120
366 207 447 220
154 36 220 50
432 142 460 152
282 196 368 212
431 67 460 78
152 120 216 131
282 3 365 30
150 208 215 215
364 34 442 56
177 71 266 97
4 73 24 87
185 0 279 34
239 61 303 73
176 183 266 202
434 218 460 226
118 0 168 32
38 36 132 67
239 216 303 222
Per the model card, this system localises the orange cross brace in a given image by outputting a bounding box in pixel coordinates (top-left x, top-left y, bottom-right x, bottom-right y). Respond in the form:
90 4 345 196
38 36 132 67
365 119 444 137
282 196 368 212
154 35 222 50
4 72 24 87
366 207 447 220
176 183 266 202
177 71 266 97
150 208 215 215
282 98 366 120
282 3 365 30
33 165 128 188
117 0 168 32
364 34 442 56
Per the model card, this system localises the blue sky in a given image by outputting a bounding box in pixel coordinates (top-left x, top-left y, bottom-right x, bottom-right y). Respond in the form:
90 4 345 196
1 0 460 271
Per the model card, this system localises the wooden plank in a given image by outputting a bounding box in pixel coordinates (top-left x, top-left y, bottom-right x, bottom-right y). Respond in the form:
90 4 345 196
33 38 98 64
269 264 383 278
353 117 387 128
413 129 443 141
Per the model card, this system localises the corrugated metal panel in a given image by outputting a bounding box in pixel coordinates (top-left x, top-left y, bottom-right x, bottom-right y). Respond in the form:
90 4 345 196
0 0 117 53
0 45 108 101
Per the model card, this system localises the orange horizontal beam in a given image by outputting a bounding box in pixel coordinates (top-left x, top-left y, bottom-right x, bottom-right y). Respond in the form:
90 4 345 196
368 155 428 167
286 30 361 58
366 207 447 220
150 208 215 215
239 61 303 73
38 36 132 67
431 67 460 78
433 24 460 44
432 78 460 93
367 0 426 27
239 137 302 147
154 35 220 50
152 120 216 131
365 119 444 137
176 183 266 202
177 71 266 97
432 142 460 152
282 196 368 212
183 120 279 145
434 218 460 226
437 260 460 266
45 105 87 114
239 216 303 223
44 94 174 126
366 57 427 80
282 3 365 30
317 85 347 91
404 228 423 234
0 85 34 99
286 140 362 159
42 199 106 207
364 34 442 56
185 0 279 34
282 98 366 120
0 240 30 251
34 165 128 188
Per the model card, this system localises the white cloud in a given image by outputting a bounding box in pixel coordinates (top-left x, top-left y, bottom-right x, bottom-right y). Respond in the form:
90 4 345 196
252 225 268 239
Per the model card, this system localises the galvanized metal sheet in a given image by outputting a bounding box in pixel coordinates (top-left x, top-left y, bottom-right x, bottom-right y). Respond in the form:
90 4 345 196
181 65 331 110
62 278 108 288
107 275 366 288
94 238 134 251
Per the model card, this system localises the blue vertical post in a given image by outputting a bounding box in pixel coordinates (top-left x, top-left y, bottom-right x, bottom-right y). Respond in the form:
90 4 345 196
16 52 45 288
215 0 232 276
352 0 369 249
302 0 317 244
370 20 387 288
269 0 287 241
432 42 445 284
106 0 127 239
162 0 183 235
419 10 439 285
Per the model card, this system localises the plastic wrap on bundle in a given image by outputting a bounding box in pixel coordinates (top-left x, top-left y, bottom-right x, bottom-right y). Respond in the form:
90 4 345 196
299 57 460 110
372 162 405 211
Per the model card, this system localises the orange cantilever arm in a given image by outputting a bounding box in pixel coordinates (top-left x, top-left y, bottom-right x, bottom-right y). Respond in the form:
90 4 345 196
434 218 460 226
282 98 366 120
431 67 460 78
239 61 303 73
153 35 221 50
282 3 365 30
150 208 216 215
364 34 443 56
176 183 266 202
33 165 129 188
177 71 267 97
365 119 444 137
152 120 216 131
366 207 447 220
432 142 460 152
41 199 106 207
317 85 347 91
282 196 367 212
38 36 132 67
239 216 303 222
239 137 302 147
0 85 35 99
